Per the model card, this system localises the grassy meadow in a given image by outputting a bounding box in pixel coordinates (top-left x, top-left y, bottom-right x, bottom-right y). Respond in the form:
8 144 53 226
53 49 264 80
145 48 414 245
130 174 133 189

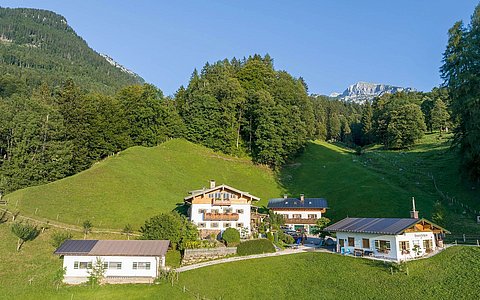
280 133 480 235
1 133 480 299
1 222 479 299
4 139 282 229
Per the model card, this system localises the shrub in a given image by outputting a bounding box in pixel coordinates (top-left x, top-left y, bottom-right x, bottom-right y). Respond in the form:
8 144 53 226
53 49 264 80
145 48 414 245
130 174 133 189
51 231 73 248
222 228 240 246
281 233 295 244
237 239 276 256
266 232 274 242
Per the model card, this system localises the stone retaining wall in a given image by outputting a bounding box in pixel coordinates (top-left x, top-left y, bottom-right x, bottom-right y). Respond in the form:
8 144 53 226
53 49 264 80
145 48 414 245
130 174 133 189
182 247 237 265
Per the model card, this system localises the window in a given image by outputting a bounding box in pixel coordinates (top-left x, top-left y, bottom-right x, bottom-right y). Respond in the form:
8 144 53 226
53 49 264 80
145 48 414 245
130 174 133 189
198 222 206 228
293 214 302 219
104 262 122 270
133 262 151 270
339 239 345 247
348 237 355 247
308 214 317 219
224 208 233 213
423 239 433 250
211 222 219 228
198 209 206 214
212 209 219 214
75 261 92 269
224 222 231 228
374 240 391 251
400 241 410 251
362 238 370 249
236 223 244 228
236 209 244 214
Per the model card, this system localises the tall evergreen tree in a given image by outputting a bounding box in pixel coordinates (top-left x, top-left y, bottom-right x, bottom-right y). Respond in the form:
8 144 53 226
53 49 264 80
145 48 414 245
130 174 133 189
441 5 480 180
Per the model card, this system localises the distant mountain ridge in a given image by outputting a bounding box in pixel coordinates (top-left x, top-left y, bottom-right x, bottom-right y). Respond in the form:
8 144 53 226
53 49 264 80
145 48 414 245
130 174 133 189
0 7 143 93
330 81 416 102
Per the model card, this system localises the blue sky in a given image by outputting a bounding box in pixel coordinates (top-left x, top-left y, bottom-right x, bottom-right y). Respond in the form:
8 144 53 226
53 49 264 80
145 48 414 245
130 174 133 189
1 1 478 95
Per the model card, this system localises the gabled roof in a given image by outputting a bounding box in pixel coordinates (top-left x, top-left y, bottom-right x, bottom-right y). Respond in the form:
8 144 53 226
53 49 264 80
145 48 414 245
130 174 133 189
268 198 328 209
54 240 170 257
184 184 260 202
54 240 98 255
324 217 450 235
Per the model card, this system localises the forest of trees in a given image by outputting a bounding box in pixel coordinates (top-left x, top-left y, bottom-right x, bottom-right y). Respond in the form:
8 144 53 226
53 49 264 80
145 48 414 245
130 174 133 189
175 55 314 168
441 5 480 181
0 78 184 193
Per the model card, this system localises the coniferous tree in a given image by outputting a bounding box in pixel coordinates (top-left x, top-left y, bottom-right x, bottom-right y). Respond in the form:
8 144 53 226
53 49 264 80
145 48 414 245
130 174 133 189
441 5 480 179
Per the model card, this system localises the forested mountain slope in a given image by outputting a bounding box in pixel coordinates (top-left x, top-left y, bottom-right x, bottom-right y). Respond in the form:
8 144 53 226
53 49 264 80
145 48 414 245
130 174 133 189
0 7 142 94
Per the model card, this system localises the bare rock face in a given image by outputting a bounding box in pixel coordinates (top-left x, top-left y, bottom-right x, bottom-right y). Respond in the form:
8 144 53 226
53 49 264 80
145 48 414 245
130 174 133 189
331 82 416 103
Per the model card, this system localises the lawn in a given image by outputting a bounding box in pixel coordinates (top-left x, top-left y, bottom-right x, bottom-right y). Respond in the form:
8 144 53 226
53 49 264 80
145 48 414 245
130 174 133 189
1 221 479 299
4 139 282 229
175 246 480 299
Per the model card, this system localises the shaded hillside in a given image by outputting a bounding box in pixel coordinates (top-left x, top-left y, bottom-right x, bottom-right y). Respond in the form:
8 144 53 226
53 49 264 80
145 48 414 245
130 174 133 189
0 7 142 93
4 139 282 228
280 133 480 235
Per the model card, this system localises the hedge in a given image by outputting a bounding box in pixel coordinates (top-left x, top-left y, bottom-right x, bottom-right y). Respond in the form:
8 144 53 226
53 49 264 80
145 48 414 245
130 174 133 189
236 239 276 256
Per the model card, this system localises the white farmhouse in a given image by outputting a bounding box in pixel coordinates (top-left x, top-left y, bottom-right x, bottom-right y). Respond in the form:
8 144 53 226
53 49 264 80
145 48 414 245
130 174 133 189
324 216 449 261
184 180 260 238
54 240 169 284
268 194 328 234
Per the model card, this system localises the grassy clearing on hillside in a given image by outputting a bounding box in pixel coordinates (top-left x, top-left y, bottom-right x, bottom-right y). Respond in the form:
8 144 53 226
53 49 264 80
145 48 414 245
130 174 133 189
1 222 479 300
280 133 480 235
4 139 282 229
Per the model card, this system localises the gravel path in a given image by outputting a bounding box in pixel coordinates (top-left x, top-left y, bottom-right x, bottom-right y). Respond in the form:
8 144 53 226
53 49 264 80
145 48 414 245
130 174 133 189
176 245 327 273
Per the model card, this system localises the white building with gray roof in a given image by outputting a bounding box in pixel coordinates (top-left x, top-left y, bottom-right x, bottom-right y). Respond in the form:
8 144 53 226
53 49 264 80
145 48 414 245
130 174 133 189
54 240 169 284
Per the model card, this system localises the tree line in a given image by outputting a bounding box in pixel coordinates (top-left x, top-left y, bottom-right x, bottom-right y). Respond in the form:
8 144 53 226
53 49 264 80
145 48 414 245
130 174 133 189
0 54 455 194
0 78 184 193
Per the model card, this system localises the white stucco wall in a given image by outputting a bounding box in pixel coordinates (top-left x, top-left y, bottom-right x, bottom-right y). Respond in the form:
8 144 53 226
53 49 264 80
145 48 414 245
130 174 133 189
63 255 163 279
190 203 251 233
273 210 322 220
336 231 436 261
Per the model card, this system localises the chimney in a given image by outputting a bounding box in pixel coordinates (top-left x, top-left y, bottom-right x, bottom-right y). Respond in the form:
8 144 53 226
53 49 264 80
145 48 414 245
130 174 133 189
209 180 216 189
410 197 419 219
300 194 305 202
283 194 288 199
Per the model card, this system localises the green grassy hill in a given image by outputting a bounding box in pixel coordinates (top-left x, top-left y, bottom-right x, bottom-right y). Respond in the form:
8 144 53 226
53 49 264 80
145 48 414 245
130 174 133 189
280 133 480 235
5 133 479 236
1 223 479 299
4 139 282 229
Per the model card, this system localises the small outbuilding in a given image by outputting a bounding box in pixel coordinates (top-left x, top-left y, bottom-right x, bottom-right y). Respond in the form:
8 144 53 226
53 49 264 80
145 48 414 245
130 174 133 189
54 239 169 284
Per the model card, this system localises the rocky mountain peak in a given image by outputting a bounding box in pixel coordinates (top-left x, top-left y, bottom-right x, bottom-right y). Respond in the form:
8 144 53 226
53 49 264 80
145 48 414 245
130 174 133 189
330 82 416 102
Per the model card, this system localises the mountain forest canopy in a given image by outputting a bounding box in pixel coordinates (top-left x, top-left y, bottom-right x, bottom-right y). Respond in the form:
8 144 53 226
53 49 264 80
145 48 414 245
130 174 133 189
0 7 142 94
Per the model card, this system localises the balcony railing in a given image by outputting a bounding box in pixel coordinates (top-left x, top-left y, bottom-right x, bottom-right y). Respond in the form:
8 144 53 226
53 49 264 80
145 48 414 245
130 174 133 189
204 213 239 221
211 200 232 206
284 218 317 224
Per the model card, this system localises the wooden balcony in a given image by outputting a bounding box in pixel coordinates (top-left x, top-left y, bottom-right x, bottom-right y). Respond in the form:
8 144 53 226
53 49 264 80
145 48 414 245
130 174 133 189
204 213 239 221
211 200 232 206
284 218 317 225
